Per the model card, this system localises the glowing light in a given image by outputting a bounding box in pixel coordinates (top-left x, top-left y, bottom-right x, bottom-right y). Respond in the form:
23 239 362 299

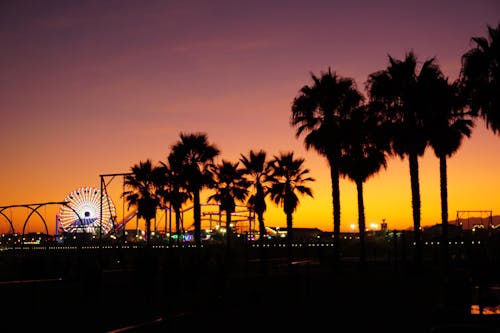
59 186 116 234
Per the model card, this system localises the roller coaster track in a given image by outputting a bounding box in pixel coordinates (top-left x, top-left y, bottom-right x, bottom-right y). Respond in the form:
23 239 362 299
180 203 255 231
113 210 139 232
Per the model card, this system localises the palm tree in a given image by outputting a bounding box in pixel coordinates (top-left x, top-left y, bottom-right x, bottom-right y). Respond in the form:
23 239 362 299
291 68 364 265
366 51 441 266
460 23 500 134
268 152 314 265
170 132 220 247
208 160 249 249
339 103 391 267
122 159 162 247
239 149 271 243
158 152 191 243
425 77 474 269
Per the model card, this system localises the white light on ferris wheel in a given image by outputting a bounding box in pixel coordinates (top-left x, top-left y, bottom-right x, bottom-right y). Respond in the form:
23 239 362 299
58 186 116 234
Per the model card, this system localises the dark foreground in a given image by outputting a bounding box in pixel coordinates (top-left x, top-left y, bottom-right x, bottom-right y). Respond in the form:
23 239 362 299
1 245 499 333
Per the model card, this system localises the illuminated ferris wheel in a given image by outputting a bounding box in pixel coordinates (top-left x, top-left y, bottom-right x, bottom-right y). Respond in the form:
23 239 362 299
58 186 116 234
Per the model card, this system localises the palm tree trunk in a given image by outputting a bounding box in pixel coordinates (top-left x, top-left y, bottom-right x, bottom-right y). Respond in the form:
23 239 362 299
168 205 172 238
356 180 366 267
257 212 268 274
145 217 151 247
409 152 422 266
225 209 234 271
258 213 266 243
286 212 293 266
226 210 232 249
440 155 449 272
256 186 267 243
175 206 181 244
330 162 342 266
194 188 201 248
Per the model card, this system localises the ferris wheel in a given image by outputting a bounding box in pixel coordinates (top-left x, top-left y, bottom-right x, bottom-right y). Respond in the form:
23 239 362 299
58 186 116 234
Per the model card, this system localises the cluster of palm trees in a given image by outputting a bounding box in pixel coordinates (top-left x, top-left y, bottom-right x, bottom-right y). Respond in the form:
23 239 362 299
123 24 498 267
122 133 315 253
291 23 499 267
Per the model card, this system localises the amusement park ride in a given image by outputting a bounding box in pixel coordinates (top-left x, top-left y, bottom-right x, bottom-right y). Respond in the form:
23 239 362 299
55 185 257 242
0 171 258 245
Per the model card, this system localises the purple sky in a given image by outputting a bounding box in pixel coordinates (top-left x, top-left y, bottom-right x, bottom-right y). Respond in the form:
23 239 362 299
1 0 499 233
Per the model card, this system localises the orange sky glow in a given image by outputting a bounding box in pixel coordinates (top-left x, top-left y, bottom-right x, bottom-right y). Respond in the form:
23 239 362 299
1 0 499 235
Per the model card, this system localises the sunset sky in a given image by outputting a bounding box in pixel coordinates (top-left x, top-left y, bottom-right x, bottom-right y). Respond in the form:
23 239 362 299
1 0 499 235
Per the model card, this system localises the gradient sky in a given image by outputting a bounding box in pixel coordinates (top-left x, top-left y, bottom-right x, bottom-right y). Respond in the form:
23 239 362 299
1 0 499 235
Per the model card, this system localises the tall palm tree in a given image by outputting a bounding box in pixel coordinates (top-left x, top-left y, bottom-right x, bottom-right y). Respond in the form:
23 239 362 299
366 51 440 266
208 160 249 248
460 23 500 134
239 149 271 243
268 152 314 265
425 77 474 269
291 68 364 265
170 132 220 247
158 152 191 243
122 159 162 247
339 103 391 266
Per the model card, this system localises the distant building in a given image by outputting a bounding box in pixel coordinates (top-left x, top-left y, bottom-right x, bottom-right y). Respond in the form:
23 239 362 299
266 227 324 241
381 219 388 232
423 223 463 241
292 227 323 241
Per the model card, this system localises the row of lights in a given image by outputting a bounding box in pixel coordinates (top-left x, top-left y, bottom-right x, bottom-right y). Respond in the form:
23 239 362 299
1 240 486 252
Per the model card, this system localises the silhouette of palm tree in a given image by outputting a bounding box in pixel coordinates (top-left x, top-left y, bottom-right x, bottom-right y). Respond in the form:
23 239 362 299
339 103 390 266
208 160 249 249
122 159 162 247
461 23 500 134
158 152 191 243
367 51 441 266
425 76 474 269
170 132 220 247
291 68 363 265
240 150 271 244
268 152 314 265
